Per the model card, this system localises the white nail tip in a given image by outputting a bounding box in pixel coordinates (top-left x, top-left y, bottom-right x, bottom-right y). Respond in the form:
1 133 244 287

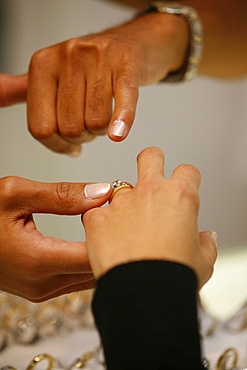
112 119 126 137
210 231 218 246
84 183 111 199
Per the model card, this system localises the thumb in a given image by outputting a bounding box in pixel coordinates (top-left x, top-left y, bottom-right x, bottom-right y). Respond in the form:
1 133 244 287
0 73 28 107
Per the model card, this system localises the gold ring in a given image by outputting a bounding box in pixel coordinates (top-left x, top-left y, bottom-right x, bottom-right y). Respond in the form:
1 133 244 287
109 179 133 204
27 354 54 370
216 348 238 370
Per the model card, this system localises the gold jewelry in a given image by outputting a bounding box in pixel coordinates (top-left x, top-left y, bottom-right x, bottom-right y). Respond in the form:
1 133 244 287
109 180 134 204
27 354 54 370
216 348 238 370
1 345 105 370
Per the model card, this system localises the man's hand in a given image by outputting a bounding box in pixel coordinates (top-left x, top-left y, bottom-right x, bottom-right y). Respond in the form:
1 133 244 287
27 13 188 155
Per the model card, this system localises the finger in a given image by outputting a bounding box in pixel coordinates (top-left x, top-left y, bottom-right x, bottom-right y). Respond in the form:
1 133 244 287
199 231 218 264
27 53 80 155
172 164 201 191
3 177 111 214
198 231 218 288
0 73 27 107
85 67 113 135
32 237 92 273
57 70 87 140
108 72 139 142
109 185 134 205
137 147 165 179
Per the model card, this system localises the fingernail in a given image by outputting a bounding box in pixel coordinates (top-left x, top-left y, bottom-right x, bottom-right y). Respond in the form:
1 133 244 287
210 231 218 246
112 119 126 137
84 183 111 199
68 147 82 157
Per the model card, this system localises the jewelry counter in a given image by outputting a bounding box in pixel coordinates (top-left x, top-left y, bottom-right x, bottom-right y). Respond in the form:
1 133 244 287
0 246 246 370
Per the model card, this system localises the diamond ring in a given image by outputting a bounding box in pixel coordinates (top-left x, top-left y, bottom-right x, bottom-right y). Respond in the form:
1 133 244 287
109 180 133 204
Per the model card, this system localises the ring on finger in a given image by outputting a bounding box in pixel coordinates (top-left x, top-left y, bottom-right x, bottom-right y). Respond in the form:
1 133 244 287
109 179 134 204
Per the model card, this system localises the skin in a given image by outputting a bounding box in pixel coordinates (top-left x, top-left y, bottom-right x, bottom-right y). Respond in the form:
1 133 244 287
0 73 28 107
0 65 113 302
0 177 112 302
1 0 243 300
83 147 217 290
26 12 188 155
2 1 247 154
110 0 247 78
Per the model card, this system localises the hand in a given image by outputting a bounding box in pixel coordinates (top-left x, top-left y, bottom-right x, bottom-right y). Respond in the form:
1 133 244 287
0 73 27 107
27 13 189 155
0 176 111 302
83 147 217 289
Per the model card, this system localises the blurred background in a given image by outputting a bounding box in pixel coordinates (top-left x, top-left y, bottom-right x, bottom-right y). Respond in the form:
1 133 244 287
0 0 247 366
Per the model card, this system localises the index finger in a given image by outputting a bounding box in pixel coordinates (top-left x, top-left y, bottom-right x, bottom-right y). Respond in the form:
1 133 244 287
137 147 165 180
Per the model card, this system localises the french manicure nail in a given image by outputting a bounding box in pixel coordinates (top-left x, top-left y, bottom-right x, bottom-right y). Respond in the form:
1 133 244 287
84 183 111 199
210 231 218 246
112 119 126 137
68 147 82 157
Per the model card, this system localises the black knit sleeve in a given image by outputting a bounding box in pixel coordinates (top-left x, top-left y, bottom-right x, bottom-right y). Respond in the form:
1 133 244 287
92 260 205 370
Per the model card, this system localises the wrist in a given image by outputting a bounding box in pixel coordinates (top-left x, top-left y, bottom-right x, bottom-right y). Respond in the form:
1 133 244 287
138 2 203 82
125 11 190 84
157 12 190 78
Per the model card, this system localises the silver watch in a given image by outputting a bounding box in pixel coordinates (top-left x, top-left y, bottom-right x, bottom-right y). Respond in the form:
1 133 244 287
143 2 203 82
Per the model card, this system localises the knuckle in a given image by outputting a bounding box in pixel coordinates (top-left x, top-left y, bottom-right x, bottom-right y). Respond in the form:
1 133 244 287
85 117 109 133
141 177 159 193
29 48 52 71
28 122 54 140
174 179 199 208
136 177 160 202
60 122 83 138
83 208 106 228
54 182 76 209
117 68 139 91
63 36 105 61
0 176 22 207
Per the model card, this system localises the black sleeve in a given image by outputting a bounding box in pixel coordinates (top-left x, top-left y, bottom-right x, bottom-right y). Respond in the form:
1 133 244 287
92 260 205 370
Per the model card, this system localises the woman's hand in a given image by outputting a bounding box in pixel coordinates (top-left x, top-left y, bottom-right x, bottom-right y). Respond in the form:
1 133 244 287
0 176 111 302
83 147 217 289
